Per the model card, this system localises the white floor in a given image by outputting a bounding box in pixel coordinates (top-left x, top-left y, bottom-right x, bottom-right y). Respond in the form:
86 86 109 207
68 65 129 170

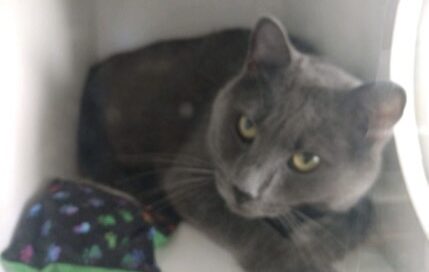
157 224 242 272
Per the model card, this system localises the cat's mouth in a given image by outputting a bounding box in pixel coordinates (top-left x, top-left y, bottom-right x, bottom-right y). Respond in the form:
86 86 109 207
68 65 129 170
214 171 291 218
215 184 290 218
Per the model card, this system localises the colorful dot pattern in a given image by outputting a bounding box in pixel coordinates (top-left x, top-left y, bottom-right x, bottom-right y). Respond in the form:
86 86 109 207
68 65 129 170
1 179 160 272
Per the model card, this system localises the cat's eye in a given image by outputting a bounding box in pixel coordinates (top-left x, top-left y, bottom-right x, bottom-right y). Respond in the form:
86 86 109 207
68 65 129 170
237 115 257 142
289 152 320 173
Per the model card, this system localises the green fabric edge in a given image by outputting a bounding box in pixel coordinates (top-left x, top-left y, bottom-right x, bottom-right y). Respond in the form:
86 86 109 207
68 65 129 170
1 258 141 272
153 229 169 249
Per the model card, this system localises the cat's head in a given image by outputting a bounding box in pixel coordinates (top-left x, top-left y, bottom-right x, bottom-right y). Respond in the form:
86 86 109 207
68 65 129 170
207 17 406 218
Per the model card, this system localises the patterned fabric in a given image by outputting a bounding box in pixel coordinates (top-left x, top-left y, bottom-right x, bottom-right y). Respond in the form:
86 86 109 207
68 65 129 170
1 179 163 272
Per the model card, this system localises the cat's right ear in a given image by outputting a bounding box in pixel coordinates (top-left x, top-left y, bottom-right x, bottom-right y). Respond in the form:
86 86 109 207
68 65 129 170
344 82 406 141
247 17 297 71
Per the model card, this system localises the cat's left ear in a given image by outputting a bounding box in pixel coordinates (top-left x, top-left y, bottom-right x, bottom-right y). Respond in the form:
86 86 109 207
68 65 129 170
247 17 298 71
345 81 406 140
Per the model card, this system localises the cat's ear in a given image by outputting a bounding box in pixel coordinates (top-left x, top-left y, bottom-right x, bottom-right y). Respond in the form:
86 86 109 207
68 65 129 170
346 82 406 140
247 17 297 70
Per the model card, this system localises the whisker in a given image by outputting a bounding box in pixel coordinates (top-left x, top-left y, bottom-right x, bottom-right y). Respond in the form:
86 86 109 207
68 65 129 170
292 212 342 271
112 165 214 186
279 214 313 267
129 157 214 171
156 159 213 170
166 166 214 174
146 177 214 210
148 187 206 212
293 210 347 250
134 179 210 200
289 213 328 269
118 152 212 167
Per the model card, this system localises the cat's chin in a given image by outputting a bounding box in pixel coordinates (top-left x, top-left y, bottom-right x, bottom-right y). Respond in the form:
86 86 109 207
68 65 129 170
225 200 291 219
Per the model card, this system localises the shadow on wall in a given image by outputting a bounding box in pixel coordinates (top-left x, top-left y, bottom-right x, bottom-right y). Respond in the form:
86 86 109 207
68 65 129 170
36 0 96 180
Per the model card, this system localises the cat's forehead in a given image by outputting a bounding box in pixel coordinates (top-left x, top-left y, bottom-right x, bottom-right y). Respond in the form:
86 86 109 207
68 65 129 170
263 58 360 141
230 55 361 127
233 56 361 108
266 57 361 121
291 56 361 91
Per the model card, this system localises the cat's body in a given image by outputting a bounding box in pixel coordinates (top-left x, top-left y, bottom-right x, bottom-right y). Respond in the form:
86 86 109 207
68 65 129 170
79 29 249 188
79 18 405 272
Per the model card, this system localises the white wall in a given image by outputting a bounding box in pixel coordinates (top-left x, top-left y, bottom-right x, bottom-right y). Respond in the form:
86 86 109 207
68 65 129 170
0 0 96 255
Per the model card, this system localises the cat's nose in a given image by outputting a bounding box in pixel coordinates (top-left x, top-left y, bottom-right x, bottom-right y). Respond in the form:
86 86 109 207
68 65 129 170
232 185 254 204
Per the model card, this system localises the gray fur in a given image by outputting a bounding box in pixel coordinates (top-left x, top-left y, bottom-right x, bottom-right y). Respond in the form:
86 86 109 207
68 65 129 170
162 17 405 272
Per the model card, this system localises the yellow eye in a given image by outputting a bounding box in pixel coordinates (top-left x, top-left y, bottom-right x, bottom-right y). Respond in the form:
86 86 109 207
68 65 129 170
289 152 320 173
237 115 257 141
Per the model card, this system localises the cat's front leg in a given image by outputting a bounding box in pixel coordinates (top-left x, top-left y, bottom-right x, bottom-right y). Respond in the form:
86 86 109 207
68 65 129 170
287 198 373 263
234 226 337 272
165 181 337 272
230 200 372 272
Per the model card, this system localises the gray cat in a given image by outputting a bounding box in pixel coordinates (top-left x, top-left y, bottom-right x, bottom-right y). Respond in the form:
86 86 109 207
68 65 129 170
162 17 405 272
79 17 406 272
